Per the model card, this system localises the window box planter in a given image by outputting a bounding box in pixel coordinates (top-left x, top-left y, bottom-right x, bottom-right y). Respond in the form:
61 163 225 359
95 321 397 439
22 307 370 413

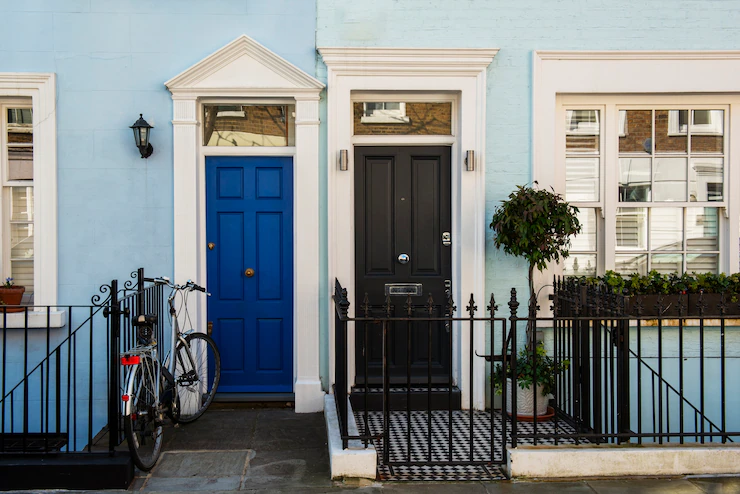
625 293 740 317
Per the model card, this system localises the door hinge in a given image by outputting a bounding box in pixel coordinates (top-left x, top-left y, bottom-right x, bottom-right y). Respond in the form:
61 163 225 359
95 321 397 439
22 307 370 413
207 321 213 337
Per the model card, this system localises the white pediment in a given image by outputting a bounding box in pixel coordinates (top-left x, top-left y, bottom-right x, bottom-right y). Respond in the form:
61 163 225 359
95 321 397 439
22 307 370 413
166 35 323 93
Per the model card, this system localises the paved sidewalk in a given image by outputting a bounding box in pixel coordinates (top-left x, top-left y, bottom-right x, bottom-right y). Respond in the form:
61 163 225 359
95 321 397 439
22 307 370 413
106 405 740 492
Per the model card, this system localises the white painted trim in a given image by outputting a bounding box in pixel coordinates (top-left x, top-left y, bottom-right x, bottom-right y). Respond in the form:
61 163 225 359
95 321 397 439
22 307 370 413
319 47 497 410
324 394 377 479
508 445 740 479
532 51 740 299
0 73 57 306
167 36 324 413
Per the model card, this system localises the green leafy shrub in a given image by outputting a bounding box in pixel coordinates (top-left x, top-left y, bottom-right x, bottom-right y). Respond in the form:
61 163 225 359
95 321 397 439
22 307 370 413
492 343 570 396
570 270 740 299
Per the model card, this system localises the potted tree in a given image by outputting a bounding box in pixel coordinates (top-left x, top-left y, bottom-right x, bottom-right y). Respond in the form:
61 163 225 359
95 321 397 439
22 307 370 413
489 183 581 336
0 277 25 312
492 343 569 419
489 183 580 418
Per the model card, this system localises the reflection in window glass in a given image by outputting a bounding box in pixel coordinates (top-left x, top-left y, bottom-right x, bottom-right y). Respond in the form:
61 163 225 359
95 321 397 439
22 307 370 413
566 110 599 152
619 110 651 154
203 105 295 147
616 208 648 251
10 187 34 293
650 208 683 251
653 157 687 202
619 157 651 202
353 102 452 135
615 254 648 276
686 208 718 251
565 157 599 201
688 157 723 202
7 107 33 180
564 207 597 276
656 110 687 153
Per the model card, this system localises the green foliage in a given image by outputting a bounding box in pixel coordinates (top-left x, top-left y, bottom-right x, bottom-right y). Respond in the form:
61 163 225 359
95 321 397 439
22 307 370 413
489 184 582 272
492 343 570 396
571 270 740 298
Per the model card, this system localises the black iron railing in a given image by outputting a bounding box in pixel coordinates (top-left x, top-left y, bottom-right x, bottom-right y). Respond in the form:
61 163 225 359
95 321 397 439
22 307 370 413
0 268 167 455
333 277 740 472
333 279 513 468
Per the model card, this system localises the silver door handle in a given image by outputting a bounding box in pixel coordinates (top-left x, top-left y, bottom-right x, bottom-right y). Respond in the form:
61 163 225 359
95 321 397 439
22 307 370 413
398 253 410 264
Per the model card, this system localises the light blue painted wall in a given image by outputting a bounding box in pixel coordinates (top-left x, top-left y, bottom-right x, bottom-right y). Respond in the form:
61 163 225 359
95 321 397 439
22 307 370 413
0 0 316 305
0 0 317 445
315 0 740 394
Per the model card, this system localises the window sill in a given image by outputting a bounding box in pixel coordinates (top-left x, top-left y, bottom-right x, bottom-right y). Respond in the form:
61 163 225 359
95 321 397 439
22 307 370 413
0 309 66 329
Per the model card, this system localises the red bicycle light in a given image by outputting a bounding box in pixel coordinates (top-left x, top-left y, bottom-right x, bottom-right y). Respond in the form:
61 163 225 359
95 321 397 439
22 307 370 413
121 355 140 366
122 394 129 402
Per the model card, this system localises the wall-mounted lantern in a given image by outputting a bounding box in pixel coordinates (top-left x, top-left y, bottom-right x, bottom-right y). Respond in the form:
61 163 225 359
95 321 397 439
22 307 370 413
130 114 153 159
338 149 349 171
465 150 475 171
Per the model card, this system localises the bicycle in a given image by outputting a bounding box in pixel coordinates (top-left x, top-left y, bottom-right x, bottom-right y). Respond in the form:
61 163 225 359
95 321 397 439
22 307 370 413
120 277 221 470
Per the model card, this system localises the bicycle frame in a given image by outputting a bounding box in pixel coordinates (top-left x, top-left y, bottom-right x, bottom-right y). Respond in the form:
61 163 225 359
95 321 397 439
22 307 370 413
121 280 202 417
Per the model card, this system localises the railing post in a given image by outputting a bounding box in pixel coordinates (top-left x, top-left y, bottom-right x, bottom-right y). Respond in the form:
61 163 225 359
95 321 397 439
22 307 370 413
137 267 145 315
617 294 631 443
107 279 120 453
334 280 350 449
508 288 519 448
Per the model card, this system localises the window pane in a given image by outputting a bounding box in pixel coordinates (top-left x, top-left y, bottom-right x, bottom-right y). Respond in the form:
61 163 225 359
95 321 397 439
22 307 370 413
10 223 34 260
203 105 295 146
619 157 651 202
11 187 33 222
565 157 599 201
651 254 682 274
564 254 596 276
655 110 687 153
10 259 33 294
566 110 599 152
619 110 651 154
653 157 687 201
691 110 724 154
7 107 33 180
686 253 718 273
686 207 718 251
615 254 648 275
353 102 452 135
689 157 723 202
616 207 648 250
570 208 597 251
650 208 683 251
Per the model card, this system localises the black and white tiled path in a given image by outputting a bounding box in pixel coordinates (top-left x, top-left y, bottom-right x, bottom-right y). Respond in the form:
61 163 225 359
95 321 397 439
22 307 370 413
354 409 581 481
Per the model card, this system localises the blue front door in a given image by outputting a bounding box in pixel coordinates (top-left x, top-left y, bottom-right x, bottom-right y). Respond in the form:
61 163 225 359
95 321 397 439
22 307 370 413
206 156 294 393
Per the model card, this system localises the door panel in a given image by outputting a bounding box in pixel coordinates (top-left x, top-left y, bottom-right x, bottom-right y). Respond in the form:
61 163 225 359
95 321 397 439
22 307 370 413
206 156 293 393
355 146 452 385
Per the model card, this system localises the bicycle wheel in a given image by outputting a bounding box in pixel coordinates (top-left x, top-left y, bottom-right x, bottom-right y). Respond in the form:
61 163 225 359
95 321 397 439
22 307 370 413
174 333 221 423
124 357 163 471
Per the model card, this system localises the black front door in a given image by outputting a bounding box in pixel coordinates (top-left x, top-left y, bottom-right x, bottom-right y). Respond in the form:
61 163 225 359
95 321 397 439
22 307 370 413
355 146 452 385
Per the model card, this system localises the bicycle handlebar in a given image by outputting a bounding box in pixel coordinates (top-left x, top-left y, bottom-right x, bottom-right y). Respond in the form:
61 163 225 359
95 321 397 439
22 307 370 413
146 276 210 295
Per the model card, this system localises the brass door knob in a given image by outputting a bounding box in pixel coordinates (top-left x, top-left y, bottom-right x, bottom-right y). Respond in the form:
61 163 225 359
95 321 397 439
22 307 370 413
245 268 255 278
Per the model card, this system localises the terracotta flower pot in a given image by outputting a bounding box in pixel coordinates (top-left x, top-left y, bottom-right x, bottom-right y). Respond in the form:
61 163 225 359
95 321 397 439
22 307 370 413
0 286 25 312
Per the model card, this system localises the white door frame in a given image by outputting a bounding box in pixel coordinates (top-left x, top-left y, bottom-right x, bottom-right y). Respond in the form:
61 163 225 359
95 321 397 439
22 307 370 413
166 36 325 413
319 47 498 409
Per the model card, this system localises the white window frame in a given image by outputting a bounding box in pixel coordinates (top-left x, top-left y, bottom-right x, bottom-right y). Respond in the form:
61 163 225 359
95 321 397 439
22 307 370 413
533 52 740 304
560 98 731 276
0 74 56 307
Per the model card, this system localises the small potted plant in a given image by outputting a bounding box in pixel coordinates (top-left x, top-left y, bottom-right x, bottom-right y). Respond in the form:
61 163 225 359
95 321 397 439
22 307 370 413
0 277 25 312
492 343 569 419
